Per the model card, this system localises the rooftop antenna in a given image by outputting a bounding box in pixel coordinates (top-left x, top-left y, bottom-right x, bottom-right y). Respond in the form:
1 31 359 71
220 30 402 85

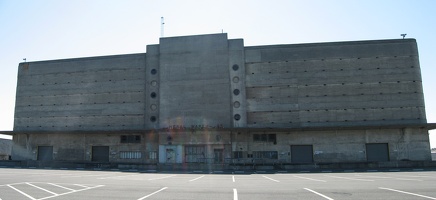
401 33 407 39
23 58 26 63
161 17 165 37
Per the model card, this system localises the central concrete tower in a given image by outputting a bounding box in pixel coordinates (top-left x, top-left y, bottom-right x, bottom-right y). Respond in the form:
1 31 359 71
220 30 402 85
145 34 246 129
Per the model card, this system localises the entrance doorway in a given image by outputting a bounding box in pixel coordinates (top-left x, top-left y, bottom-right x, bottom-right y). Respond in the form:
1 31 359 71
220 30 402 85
92 146 109 162
37 146 53 161
214 149 223 163
366 143 389 162
291 145 313 163
166 148 176 163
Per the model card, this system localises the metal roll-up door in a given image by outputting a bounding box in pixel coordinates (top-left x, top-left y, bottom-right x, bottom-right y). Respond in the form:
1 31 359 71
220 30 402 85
92 146 109 162
366 143 389 162
291 145 313 163
37 146 53 161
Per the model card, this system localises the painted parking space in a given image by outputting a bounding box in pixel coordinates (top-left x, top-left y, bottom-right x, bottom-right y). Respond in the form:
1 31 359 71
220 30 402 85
0 182 104 200
0 168 436 199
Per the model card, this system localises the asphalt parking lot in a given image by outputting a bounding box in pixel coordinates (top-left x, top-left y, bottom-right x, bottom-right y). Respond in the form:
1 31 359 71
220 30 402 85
1 168 436 200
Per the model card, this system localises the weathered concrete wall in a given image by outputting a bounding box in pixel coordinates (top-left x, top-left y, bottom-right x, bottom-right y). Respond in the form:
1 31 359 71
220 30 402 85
158 130 232 163
228 39 247 128
11 131 159 163
245 39 426 128
10 34 431 165
233 127 431 162
0 139 12 160
145 45 160 130
14 54 146 131
11 127 430 163
158 34 232 128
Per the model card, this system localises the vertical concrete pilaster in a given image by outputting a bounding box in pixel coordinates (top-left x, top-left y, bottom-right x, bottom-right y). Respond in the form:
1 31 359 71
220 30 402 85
228 39 247 127
145 45 160 130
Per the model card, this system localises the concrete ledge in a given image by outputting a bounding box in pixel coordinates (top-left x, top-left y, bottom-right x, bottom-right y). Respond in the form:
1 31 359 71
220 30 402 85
1 160 435 173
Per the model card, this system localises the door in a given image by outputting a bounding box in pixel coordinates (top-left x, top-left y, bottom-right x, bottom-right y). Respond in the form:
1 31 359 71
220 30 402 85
291 145 313 163
366 143 389 162
37 146 53 161
166 148 175 163
214 149 223 163
92 146 109 162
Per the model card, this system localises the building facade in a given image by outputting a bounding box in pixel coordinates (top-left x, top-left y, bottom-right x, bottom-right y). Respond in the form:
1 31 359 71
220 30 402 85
7 34 434 168
0 139 12 160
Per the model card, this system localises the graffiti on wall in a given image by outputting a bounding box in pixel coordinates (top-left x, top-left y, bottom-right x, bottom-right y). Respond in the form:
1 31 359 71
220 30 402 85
166 124 224 130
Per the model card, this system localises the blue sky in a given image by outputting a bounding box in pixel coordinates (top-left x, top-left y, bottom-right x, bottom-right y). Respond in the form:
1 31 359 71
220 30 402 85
0 0 435 147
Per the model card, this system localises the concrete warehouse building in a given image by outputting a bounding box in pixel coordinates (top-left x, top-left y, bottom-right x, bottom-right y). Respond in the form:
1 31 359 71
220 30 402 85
3 33 436 170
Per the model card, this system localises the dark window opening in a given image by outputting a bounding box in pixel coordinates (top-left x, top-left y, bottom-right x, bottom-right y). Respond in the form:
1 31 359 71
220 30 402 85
185 145 205 163
253 134 277 143
234 114 241 121
150 116 157 122
233 89 240 95
120 135 141 143
150 92 157 98
253 151 278 159
233 151 243 159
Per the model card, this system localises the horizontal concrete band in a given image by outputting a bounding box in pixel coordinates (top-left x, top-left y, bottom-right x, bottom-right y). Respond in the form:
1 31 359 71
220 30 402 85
3 123 436 135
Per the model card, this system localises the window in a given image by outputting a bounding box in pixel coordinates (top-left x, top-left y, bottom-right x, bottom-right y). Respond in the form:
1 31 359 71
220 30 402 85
150 92 157 98
149 151 157 160
150 116 157 122
261 134 267 141
233 89 240 95
268 134 276 143
253 151 278 159
120 135 141 143
185 145 205 163
233 151 243 159
234 114 241 121
120 151 142 159
253 134 276 143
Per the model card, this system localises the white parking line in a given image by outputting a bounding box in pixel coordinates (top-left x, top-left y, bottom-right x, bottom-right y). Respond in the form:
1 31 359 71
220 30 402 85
294 175 327 182
392 174 430 178
262 175 280 182
148 175 177 181
7 185 36 200
138 187 168 200
6 183 105 200
355 174 422 181
98 174 140 179
232 176 235 182
74 184 90 188
325 175 374 182
233 188 238 200
62 173 117 178
26 182 58 195
47 183 75 191
304 188 334 200
379 187 436 199
41 185 104 200
189 175 205 182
